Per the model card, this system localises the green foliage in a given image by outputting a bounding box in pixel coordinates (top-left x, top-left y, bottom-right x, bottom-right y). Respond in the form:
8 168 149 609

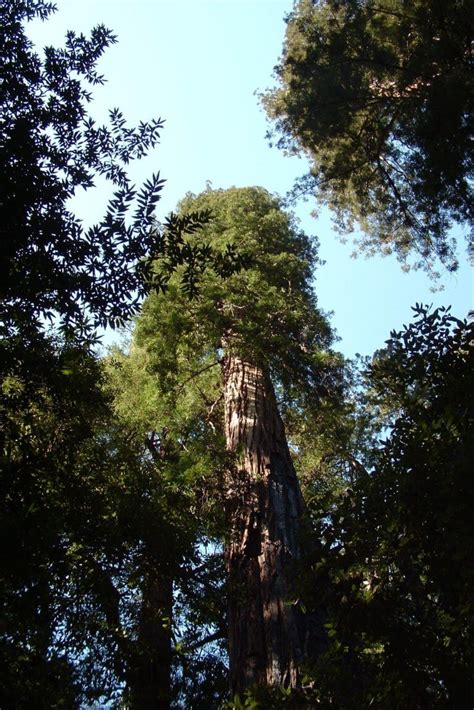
105 331 230 707
286 354 374 511
138 186 342 413
1 338 114 704
1 1 157 334
263 0 473 275
0 0 228 341
300 306 474 707
0 326 228 706
223 683 327 709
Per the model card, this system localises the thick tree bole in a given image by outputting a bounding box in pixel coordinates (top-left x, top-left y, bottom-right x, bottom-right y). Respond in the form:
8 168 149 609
223 355 305 696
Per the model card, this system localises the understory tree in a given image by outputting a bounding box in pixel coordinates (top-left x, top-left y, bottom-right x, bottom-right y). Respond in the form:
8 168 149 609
262 0 473 275
105 336 230 709
1 331 227 708
299 306 474 707
133 186 346 700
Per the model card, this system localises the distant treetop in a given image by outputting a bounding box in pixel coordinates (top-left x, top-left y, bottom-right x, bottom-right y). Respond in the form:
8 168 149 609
262 0 473 277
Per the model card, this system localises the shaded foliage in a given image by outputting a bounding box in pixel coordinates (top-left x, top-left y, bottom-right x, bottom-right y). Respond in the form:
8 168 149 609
0 328 229 707
1 339 126 705
106 339 230 709
0 0 233 343
1 1 159 335
300 306 474 707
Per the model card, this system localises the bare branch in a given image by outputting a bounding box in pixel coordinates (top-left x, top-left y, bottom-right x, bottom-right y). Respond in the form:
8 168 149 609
175 360 221 396
176 629 225 655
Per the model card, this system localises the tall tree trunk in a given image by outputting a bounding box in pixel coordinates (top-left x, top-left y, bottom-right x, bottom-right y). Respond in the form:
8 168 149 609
128 568 173 710
223 355 305 696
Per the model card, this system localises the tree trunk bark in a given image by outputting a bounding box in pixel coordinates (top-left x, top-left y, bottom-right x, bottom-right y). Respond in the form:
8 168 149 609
222 355 305 697
128 569 173 710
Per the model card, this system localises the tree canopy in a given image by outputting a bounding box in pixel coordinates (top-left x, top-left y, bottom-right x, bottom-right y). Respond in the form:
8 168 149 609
262 0 474 275
137 186 342 406
0 0 222 343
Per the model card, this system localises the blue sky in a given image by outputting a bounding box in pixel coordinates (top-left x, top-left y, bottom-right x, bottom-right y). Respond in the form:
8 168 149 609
28 0 473 357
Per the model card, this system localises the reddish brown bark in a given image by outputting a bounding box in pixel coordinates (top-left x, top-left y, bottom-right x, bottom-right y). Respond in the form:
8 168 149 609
223 355 305 696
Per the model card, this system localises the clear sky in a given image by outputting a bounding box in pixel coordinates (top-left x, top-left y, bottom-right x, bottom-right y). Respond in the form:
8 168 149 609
27 0 473 357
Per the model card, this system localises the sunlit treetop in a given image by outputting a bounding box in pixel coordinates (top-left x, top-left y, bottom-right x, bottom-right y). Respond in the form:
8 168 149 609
263 0 473 277
137 187 343 401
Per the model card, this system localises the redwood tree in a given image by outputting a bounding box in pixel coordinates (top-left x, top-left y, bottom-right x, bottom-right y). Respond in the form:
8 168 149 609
135 186 344 697
223 356 305 692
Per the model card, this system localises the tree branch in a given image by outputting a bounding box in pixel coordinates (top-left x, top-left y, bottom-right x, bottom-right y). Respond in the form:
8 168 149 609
175 360 221 396
175 629 226 655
